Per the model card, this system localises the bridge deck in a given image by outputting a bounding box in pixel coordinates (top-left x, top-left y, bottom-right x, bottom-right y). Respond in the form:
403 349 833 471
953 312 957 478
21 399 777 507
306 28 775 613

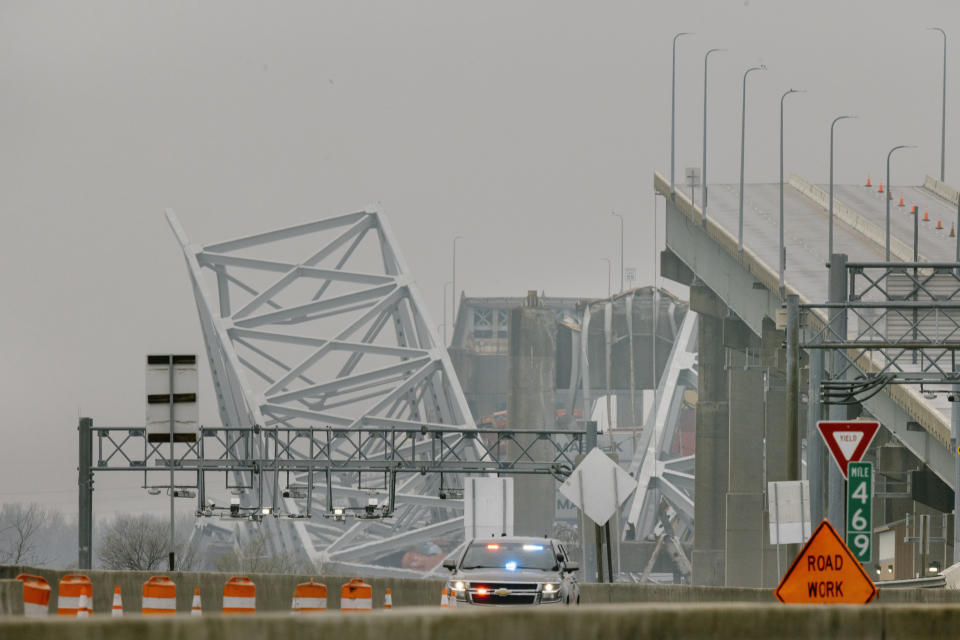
658 172 958 483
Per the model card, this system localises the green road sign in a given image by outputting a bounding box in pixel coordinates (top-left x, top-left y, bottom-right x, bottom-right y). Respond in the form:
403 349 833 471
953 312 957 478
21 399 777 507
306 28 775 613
846 461 873 563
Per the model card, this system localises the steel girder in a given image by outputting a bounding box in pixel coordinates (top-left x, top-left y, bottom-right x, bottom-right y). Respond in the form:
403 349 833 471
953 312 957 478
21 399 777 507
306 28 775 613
624 308 698 541
165 208 482 572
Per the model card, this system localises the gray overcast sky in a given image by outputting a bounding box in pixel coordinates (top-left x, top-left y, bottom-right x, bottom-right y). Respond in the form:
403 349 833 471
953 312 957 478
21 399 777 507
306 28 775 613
1 0 958 516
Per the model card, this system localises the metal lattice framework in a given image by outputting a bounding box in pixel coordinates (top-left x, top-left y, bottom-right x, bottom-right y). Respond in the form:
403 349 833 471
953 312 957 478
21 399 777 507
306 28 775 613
81 421 585 576
801 262 960 403
162 208 515 574
625 308 697 546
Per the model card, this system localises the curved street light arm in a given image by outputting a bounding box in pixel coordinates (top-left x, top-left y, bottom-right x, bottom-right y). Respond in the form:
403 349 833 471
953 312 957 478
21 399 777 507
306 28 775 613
738 64 767 256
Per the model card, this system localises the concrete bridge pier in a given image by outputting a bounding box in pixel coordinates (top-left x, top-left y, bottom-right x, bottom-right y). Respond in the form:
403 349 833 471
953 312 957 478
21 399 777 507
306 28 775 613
723 318 791 588
690 283 729 586
507 292 558 539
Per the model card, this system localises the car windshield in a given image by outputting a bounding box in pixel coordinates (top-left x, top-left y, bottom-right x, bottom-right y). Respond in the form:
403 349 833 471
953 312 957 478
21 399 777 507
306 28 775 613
460 541 558 571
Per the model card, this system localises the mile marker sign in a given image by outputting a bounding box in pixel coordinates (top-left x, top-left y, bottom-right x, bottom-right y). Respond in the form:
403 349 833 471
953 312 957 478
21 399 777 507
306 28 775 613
816 421 879 478
774 519 877 604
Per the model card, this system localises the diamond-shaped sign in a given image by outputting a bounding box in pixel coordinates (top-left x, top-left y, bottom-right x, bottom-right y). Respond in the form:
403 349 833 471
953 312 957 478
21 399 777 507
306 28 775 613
817 421 879 478
558 448 635 525
775 519 877 604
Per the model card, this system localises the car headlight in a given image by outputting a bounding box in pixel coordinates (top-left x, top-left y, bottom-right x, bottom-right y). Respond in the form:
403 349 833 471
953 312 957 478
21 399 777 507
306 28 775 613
541 583 561 600
447 580 467 600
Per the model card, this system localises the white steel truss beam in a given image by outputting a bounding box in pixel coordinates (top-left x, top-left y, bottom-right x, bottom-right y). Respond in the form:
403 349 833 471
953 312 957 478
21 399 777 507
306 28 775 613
167 207 477 574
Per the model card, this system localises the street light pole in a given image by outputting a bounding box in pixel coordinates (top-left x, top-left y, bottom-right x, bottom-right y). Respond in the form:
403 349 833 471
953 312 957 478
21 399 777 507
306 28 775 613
779 88 803 296
829 115 856 258
671 32 693 198
452 235 463 328
885 145 915 261
611 211 624 292
929 27 947 182
601 258 611 298
702 47 725 228
738 65 766 257
442 281 452 346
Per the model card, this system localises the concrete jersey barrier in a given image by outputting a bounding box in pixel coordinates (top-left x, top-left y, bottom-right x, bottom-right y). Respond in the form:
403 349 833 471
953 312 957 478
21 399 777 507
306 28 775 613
787 173 919 262
922 174 959 206
5 603 960 639
0 565 445 613
4 564 959 614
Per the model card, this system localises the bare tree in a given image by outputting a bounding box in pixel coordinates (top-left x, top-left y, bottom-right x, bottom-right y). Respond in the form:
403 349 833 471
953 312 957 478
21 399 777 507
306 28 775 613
97 514 169 570
96 513 202 571
0 503 48 566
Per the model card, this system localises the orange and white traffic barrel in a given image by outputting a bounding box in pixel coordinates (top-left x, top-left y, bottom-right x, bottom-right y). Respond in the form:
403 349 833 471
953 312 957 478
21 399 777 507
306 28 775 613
111 585 123 616
191 587 202 615
340 578 372 613
223 577 256 614
142 576 176 615
15 574 50 617
383 588 392 610
291 579 327 613
57 574 93 617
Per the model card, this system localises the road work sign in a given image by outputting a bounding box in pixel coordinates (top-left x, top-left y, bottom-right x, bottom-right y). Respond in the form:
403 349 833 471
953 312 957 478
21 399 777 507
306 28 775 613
817 420 879 478
774 519 877 604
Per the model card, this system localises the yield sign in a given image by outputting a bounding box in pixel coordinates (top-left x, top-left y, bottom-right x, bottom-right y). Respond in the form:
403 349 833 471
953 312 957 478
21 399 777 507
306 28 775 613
775 519 877 604
817 421 879 479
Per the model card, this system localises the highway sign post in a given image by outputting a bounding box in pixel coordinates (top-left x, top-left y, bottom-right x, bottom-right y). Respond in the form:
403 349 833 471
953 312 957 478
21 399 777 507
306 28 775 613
774 519 877 604
846 462 873 563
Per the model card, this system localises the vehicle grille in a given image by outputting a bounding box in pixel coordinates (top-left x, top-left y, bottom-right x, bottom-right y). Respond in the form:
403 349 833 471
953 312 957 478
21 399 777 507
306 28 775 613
470 594 536 605
471 583 538 591
467 582 540 606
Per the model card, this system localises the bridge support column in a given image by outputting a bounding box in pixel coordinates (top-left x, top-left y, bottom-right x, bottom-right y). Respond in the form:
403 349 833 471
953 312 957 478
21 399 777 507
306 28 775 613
690 283 729 586
507 294 557 539
724 319 794 588
724 365 765 588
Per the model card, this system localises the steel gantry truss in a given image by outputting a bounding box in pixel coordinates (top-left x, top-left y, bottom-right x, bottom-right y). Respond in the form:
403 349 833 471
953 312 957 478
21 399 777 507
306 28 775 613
799 260 960 404
79 420 585 574
150 208 583 575
787 255 960 549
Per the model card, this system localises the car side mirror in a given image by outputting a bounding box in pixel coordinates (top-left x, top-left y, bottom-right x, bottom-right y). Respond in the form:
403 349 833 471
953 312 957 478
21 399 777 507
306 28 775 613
442 559 457 571
564 562 579 573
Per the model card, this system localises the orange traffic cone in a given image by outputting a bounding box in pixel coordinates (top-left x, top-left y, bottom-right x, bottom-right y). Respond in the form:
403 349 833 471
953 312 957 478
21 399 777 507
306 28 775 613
878 183 885 193
440 587 449 608
937 219 944 230
191 587 202 615
112 585 123 617
924 210 930 222
384 588 392 610
865 175 872 187
77 593 90 618
951 224 956 238
898 195 905 207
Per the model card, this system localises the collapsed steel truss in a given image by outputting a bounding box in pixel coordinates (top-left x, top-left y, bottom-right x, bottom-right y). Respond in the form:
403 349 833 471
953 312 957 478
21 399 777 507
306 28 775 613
625 308 697 546
160 208 558 574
